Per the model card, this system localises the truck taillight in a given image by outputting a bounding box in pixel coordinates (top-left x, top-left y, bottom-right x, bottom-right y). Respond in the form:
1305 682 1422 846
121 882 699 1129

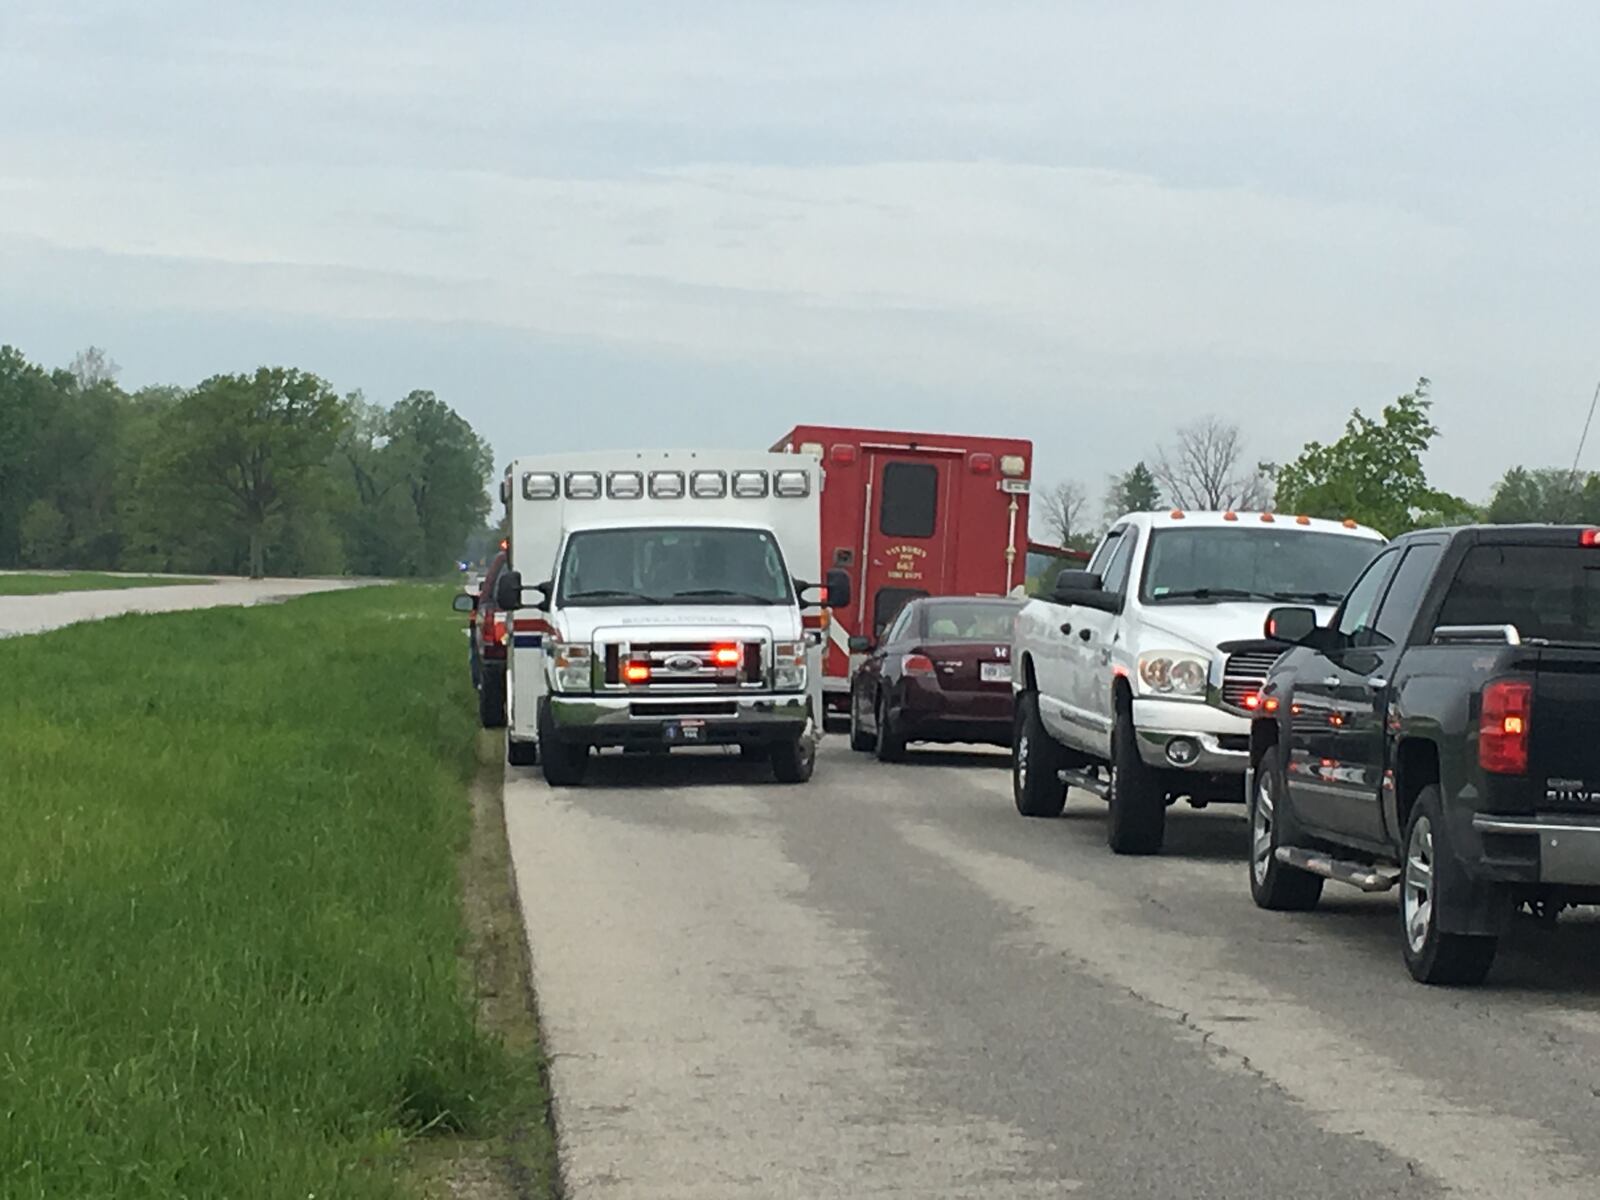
1581 528 1600 547
902 653 936 676
1479 679 1531 775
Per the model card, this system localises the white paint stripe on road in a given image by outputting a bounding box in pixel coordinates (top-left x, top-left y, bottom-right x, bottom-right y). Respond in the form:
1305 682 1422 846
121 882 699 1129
503 780 1080 1198
902 822 1595 1200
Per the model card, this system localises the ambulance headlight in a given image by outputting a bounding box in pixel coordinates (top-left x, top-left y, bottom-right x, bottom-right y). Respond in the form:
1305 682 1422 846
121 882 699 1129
773 641 807 691
550 643 593 692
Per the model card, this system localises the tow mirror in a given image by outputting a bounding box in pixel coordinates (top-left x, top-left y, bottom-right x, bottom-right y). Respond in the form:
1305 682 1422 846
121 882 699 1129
533 579 553 612
1265 606 1318 644
451 592 475 613
1051 570 1120 613
848 635 872 653
495 569 524 611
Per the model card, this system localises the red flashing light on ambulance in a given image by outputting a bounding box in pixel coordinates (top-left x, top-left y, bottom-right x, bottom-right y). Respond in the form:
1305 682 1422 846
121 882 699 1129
771 424 1043 725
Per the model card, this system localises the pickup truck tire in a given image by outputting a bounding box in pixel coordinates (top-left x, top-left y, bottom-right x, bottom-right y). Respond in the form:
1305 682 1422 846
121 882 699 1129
1248 746 1323 911
1012 692 1068 818
848 690 876 752
537 699 589 787
479 666 507 729
1401 787 1497 986
1107 708 1165 855
875 695 908 763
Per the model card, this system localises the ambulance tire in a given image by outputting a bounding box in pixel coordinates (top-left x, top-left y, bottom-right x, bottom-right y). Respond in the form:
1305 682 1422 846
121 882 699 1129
771 734 816 784
537 699 589 787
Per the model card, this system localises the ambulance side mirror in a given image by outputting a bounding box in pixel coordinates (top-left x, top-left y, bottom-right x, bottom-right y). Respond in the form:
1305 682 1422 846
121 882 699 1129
495 569 523 611
825 568 851 609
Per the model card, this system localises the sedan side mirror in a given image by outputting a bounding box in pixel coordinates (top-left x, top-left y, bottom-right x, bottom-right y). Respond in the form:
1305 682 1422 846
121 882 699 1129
452 592 475 613
848 635 872 653
495 569 524 611
1264 606 1318 644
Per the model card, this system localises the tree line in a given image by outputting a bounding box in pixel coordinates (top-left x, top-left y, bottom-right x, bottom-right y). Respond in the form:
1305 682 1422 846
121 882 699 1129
1037 377 1587 556
0 344 495 578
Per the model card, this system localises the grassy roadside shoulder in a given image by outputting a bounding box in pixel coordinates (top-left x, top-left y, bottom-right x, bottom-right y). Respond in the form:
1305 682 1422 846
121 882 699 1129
0 586 557 1199
0 572 212 595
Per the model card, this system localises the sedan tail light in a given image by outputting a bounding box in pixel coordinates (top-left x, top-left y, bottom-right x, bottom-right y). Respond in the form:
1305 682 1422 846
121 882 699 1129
902 653 936 676
1479 679 1531 775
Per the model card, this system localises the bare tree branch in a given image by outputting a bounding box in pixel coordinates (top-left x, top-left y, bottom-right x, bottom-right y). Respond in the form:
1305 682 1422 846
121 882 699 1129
1038 480 1088 547
1153 416 1271 510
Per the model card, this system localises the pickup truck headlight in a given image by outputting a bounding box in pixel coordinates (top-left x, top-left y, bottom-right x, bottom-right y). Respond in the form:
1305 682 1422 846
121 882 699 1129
773 641 806 692
1137 651 1209 698
550 642 593 692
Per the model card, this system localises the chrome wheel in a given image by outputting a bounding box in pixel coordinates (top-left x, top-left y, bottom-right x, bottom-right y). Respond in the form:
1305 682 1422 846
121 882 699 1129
1016 728 1031 792
1252 771 1275 886
1404 814 1435 955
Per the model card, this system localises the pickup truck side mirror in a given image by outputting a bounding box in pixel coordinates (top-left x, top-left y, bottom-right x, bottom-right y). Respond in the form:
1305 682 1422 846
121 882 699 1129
1264 606 1318 644
495 569 524 611
848 635 873 653
1052 570 1121 614
452 592 475 613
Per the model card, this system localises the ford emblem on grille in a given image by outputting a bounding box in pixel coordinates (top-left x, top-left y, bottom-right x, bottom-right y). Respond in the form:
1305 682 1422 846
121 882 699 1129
664 654 700 673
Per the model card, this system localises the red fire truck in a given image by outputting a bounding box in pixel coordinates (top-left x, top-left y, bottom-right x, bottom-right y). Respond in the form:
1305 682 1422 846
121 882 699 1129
771 424 1034 726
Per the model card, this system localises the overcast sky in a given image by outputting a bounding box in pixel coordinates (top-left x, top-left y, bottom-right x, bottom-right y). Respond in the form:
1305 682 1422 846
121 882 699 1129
3 1 1597 505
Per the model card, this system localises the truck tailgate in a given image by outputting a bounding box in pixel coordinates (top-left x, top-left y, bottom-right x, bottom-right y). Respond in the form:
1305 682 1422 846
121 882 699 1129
1529 648 1600 810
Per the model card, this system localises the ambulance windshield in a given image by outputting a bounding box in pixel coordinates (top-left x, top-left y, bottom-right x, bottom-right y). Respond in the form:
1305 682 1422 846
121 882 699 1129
557 526 794 607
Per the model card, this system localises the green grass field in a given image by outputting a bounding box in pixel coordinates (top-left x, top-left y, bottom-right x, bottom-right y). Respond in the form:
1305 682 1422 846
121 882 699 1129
0 587 553 1199
0 572 211 595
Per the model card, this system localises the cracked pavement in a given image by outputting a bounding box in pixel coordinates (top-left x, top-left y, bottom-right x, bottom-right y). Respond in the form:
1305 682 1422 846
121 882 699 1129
505 742 1600 1198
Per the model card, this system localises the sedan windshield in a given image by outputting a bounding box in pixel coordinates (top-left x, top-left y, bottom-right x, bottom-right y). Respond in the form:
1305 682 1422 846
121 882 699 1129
557 526 793 607
1140 528 1381 605
921 601 1022 641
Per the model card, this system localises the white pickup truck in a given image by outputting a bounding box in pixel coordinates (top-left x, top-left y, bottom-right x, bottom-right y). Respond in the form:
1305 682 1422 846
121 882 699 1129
1011 510 1384 853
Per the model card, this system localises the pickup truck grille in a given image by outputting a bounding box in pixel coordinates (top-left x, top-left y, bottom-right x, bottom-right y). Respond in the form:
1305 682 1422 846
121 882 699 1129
1220 649 1284 711
601 639 768 691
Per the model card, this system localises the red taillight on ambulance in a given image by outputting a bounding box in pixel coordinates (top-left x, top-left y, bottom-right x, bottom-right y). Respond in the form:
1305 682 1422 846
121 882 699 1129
1479 679 1531 775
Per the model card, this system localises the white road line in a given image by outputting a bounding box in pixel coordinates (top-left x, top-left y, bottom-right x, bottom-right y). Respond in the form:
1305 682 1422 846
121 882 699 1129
902 822 1594 1200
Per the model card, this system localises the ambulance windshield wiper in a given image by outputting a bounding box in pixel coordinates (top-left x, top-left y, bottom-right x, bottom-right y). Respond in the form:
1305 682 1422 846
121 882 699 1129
672 588 780 605
564 589 662 605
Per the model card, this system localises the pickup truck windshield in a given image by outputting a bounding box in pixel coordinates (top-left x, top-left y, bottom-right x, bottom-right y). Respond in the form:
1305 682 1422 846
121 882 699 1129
1437 544 1600 644
1140 528 1381 605
557 526 793 607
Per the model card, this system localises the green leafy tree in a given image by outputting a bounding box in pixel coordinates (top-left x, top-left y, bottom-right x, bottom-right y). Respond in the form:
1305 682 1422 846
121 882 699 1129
155 368 348 577
0 346 59 566
1272 378 1467 536
1484 466 1600 525
1104 461 1162 521
19 500 70 567
382 390 494 575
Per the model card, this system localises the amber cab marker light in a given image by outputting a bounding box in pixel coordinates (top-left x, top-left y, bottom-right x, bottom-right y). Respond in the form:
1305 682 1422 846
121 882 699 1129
1222 511 1238 521
1296 515 1311 526
1170 509 1186 519
1342 518 1358 529
1260 512 1276 523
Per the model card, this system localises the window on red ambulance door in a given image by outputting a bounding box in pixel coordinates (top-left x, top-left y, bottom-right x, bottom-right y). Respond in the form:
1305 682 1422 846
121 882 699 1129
880 462 939 537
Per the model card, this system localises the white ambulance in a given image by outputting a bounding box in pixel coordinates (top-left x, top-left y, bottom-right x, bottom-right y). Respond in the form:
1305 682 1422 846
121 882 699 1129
492 450 850 786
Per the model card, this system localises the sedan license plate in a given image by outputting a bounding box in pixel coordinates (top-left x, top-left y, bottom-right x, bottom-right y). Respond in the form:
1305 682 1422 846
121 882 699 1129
981 661 1011 683
664 719 706 744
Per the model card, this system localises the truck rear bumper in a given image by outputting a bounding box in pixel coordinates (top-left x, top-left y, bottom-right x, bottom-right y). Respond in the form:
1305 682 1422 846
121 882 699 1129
548 693 809 748
1472 813 1600 886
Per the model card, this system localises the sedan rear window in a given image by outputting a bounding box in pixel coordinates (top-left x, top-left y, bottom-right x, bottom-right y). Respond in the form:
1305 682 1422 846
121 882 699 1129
921 601 1021 641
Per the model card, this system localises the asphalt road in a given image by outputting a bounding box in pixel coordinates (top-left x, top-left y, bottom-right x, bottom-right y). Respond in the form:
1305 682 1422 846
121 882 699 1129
505 740 1600 1200
0 577 372 638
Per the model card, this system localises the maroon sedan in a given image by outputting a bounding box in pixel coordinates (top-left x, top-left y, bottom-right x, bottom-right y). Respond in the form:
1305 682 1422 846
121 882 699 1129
847 595 1022 761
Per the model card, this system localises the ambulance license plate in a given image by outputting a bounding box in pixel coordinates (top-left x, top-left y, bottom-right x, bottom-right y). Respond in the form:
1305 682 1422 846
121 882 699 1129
981 662 1011 683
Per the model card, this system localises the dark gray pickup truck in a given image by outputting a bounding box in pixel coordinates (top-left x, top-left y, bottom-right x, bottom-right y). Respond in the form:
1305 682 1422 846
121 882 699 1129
1246 524 1600 985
